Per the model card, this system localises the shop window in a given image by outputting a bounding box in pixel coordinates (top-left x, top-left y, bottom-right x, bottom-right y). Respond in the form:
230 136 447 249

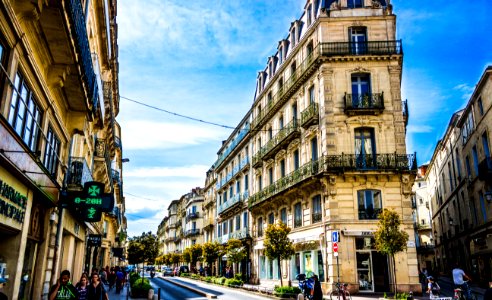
358 189 382 220
43 126 61 177
8 72 43 152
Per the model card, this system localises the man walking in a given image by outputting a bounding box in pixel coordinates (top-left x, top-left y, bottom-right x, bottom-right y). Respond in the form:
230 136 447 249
49 270 78 300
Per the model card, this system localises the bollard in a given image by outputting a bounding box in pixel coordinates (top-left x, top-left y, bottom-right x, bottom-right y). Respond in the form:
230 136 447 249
158 288 161 300
148 288 154 300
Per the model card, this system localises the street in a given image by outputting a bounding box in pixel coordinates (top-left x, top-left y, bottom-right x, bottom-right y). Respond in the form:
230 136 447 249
149 276 272 300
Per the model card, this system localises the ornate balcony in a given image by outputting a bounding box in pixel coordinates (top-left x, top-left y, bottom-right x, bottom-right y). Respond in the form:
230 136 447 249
402 100 409 126
252 152 263 168
66 157 93 190
301 102 319 129
319 40 403 56
185 229 200 237
478 157 492 181
312 212 322 223
203 217 215 230
218 191 248 216
344 93 384 115
214 124 250 169
294 219 302 228
248 153 417 209
261 119 300 160
216 157 249 190
230 227 251 240
358 207 382 220
186 211 200 221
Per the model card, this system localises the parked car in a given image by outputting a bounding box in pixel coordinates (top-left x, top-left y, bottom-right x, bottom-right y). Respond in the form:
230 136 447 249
162 267 174 276
179 266 189 274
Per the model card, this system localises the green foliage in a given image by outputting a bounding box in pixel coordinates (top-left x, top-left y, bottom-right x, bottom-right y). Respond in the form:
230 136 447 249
212 277 227 285
182 248 192 263
224 278 243 287
130 277 151 298
226 239 247 264
203 276 213 283
202 241 223 266
180 272 190 277
374 209 409 256
129 272 140 285
190 244 203 265
171 253 181 265
127 231 159 265
190 274 200 280
274 286 302 298
264 222 295 286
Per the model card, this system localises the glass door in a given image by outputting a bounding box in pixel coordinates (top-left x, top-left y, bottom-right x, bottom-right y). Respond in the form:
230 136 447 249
356 251 374 292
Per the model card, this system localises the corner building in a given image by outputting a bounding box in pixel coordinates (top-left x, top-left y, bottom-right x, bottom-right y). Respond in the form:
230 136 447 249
213 0 418 293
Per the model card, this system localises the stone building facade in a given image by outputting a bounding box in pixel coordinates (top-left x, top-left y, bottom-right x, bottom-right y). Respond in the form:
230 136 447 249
0 1 125 299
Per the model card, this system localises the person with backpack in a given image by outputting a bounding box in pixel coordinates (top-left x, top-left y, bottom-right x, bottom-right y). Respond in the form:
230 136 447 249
427 276 441 299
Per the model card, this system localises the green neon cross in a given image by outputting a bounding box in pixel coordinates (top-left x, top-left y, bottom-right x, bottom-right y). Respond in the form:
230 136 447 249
88 185 100 196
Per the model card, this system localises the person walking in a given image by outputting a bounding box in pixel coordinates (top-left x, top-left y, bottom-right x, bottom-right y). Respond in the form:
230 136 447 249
75 274 89 300
87 273 108 300
452 263 472 300
483 281 492 300
0 278 8 300
426 276 440 299
312 274 323 300
49 270 78 300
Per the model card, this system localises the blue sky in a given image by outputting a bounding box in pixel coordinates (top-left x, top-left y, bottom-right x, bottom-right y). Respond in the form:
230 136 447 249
117 0 492 237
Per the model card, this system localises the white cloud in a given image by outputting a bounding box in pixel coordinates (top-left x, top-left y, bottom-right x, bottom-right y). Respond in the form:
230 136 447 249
125 165 209 178
407 124 433 134
121 120 226 150
453 83 475 101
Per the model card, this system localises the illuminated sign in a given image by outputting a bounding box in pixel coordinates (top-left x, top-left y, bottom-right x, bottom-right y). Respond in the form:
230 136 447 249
66 181 114 222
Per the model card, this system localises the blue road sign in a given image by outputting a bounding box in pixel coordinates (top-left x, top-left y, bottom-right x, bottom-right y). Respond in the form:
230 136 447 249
332 231 339 243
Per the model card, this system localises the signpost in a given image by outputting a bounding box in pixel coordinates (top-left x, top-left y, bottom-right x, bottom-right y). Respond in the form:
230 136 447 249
65 181 114 222
333 241 340 283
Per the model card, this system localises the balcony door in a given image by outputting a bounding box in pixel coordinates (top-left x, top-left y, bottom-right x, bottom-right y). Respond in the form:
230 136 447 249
355 128 376 169
350 27 367 54
351 74 371 107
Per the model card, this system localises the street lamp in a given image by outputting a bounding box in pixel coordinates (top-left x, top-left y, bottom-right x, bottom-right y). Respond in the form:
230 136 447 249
484 191 492 203
122 158 130 163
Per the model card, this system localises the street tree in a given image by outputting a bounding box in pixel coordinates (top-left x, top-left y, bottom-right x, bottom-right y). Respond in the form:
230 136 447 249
226 239 247 277
202 241 222 271
182 248 192 264
374 208 409 294
171 253 181 266
190 244 203 267
264 222 295 287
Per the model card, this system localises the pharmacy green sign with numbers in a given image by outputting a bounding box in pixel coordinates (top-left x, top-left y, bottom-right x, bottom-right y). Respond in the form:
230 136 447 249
66 181 114 222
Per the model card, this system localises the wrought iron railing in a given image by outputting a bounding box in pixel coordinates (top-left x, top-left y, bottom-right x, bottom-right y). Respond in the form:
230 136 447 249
301 102 319 127
214 123 250 168
66 157 93 188
319 40 402 56
66 0 97 108
230 227 250 240
344 93 384 110
358 208 382 220
248 153 417 208
218 191 248 214
312 212 322 223
260 119 300 159
216 157 249 189
186 212 199 221
294 219 302 228
185 229 200 237
252 152 263 168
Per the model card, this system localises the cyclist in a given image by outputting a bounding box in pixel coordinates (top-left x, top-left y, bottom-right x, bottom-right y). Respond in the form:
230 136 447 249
452 263 472 300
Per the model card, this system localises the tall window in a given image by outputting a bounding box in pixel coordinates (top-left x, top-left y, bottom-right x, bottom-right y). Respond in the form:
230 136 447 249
355 128 376 168
243 212 248 229
349 27 367 54
268 213 275 225
236 180 241 194
477 98 484 116
8 72 43 152
223 222 228 235
294 203 302 228
268 127 273 140
447 163 454 191
258 217 263 237
347 0 363 8
312 195 322 223
279 115 284 129
44 126 61 176
479 191 488 223
258 175 263 190
294 149 300 170
280 159 286 177
292 102 298 121
351 73 371 106
465 155 471 178
309 85 315 104
236 215 241 231
281 208 287 224
482 132 490 158
268 167 273 185
311 137 318 161
455 149 462 180
358 190 382 220
244 174 249 192
472 146 479 176
307 4 312 25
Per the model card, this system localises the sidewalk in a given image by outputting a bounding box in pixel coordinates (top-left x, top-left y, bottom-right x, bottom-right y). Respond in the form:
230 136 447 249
106 283 129 299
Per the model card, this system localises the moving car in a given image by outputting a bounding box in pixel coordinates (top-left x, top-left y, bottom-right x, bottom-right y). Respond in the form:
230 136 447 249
162 267 174 276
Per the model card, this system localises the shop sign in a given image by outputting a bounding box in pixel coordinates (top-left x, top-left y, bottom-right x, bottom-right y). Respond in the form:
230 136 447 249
88 234 102 246
0 178 27 223
65 181 114 222
342 230 374 236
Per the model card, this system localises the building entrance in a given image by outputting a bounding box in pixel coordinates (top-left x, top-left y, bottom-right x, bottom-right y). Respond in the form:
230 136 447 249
356 237 389 292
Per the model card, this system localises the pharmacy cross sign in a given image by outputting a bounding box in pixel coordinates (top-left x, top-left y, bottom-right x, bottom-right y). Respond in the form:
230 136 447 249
66 181 114 222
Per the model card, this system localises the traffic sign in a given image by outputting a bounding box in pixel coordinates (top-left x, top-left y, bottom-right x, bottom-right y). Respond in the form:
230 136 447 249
333 242 338 252
332 231 339 243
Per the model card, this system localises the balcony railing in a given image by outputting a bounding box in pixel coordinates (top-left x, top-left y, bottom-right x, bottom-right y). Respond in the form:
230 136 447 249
186 212 199 221
294 219 302 228
218 191 248 215
301 102 319 128
319 40 403 56
66 157 93 189
216 157 249 189
252 152 263 168
185 229 200 237
478 157 492 181
261 119 300 160
358 208 382 220
312 212 322 223
248 153 417 209
214 123 250 168
66 0 97 108
230 227 250 240
344 93 384 114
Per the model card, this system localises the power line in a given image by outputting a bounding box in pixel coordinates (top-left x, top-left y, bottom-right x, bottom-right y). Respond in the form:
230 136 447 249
125 192 163 202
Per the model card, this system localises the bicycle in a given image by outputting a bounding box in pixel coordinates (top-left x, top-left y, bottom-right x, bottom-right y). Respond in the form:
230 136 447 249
330 282 352 300
454 281 476 300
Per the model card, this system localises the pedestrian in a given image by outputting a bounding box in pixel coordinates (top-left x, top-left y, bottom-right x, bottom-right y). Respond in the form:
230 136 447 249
426 276 440 299
49 270 78 300
99 268 107 286
76 273 89 300
0 278 8 300
452 263 472 300
312 274 323 300
87 273 108 300
483 281 492 300
108 268 116 291
115 267 124 293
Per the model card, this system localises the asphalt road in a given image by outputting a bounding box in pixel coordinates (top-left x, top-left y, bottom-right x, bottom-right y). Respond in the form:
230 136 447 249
150 276 272 300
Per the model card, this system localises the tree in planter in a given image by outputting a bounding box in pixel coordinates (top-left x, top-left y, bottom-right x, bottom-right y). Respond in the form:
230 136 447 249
264 222 295 287
202 241 222 275
374 209 409 294
226 239 247 279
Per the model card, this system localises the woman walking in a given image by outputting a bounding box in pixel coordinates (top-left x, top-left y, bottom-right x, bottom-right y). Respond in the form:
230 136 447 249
75 274 89 300
87 273 108 300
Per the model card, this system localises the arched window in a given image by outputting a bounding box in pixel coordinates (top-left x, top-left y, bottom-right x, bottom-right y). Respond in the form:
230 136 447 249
358 189 382 219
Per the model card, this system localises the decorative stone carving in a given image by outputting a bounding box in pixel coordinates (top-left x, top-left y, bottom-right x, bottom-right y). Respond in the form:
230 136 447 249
349 66 371 74
401 174 412 198
371 0 382 8
95 139 106 157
